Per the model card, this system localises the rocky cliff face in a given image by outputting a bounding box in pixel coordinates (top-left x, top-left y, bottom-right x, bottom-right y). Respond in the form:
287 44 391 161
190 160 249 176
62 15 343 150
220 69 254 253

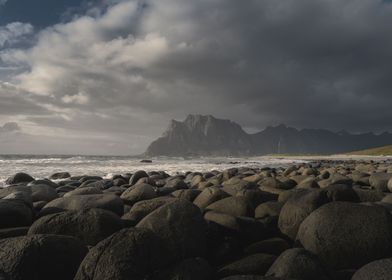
144 115 392 156
145 115 252 156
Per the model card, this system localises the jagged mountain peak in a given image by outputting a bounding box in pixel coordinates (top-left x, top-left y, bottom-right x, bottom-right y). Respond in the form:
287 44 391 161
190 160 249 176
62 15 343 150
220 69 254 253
145 115 392 156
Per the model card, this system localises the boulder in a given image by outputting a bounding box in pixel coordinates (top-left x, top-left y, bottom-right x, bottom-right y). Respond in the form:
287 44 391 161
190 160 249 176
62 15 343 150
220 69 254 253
5 172 34 185
49 172 71 180
122 197 176 225
41 194 124 216
266 248 330 280
206 197 253 217
120 183 157 205
172 189 201 202
0 199 33 229
217 254 277 278
28 208 123 246
30 184 58 202
74 228 172 280
297 202 392 269
129 170 149 185
0 227 29 239
137 199 206 259
222 178 256 196
278 189 329 239
0 234 87 280
369 173 392 192
352 258 392 280
63 186 103 197
254 201 283 220
193 187 230 209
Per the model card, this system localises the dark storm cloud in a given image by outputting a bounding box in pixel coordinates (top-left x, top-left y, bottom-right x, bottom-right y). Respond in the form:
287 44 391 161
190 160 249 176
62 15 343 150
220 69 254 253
1 0 392 154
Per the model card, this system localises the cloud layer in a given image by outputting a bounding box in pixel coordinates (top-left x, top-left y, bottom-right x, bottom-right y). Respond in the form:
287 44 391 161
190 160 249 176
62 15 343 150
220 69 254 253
1 0 392 154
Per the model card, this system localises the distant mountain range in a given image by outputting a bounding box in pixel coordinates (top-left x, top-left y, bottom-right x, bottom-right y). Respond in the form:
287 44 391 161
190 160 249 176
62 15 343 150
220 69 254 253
144 114 392 156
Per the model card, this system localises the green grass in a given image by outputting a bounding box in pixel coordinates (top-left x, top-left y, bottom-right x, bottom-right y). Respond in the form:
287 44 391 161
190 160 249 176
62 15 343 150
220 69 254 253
346 145 392 156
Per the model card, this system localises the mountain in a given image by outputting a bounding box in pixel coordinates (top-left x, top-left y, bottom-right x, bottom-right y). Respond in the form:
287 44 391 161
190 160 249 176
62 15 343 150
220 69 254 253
144 114 392 156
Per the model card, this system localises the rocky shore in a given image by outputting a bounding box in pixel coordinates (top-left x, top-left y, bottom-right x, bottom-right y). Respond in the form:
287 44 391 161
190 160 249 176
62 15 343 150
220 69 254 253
1 160 392 280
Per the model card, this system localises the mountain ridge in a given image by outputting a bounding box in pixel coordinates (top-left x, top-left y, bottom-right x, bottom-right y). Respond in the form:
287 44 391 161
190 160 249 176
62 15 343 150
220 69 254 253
144 114 392 156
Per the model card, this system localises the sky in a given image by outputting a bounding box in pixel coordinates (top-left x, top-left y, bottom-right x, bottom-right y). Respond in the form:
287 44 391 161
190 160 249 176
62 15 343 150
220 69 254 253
0 0 392 155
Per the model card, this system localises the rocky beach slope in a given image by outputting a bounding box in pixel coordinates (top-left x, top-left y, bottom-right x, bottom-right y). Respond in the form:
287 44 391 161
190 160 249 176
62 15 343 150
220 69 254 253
1 160 392 279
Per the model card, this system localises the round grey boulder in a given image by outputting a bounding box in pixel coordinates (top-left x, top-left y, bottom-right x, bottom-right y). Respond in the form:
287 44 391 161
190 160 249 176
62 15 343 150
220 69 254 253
352 258 392 280
74 228 172 280
28 208 123 246
297 202 392 269
0 199 33 229
266 248 330 280
137 199 207 259
278 189 329 239
193 187 230 209
120 183 157 205
41 194 124 216
0 234 87 280
5 172 34 185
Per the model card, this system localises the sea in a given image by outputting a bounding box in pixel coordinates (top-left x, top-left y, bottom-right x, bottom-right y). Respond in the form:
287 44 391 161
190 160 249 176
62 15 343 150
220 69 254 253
0 154 309 187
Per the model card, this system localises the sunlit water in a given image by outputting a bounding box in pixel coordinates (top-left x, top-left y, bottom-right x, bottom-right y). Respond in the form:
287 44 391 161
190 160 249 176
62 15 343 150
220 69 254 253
0 155 308 187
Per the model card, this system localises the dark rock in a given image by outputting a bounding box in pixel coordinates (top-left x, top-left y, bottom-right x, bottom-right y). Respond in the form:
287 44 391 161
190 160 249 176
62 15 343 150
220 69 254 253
28 179 58 188
297 202 392 269
278 189 329 239
323 184 359 202
0 199 33 229
172 189 202 201
266 248 330 280
217 254 277 278
28 208 123 246
255 202 283 219
0 234 87 280
75 228 172 280
49 172 71 180
206 196 253 217
129 170 149 185
122 197 176 225
369 172 392 192
222 178 256 196
137 199 206 259
5 172 34 185
30 184 58 202
120 183 157 205
193 187 230 209
41 194 124 216
0 227 29 239
353 186 385 202
63 186 103 197
351 258 392 280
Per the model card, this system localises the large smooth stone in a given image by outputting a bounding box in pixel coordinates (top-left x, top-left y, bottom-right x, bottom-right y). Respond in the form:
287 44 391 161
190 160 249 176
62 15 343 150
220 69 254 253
28 208 123 246
0 199 33 229
5 172 34 185
193 187 230 209
297 202 392 269
352 258 392 280
120 183 157 205
266 248 330 280
137 199 206 259
74 228 172 280
41 194 124 216
206 196 253 217
0 234 87 280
